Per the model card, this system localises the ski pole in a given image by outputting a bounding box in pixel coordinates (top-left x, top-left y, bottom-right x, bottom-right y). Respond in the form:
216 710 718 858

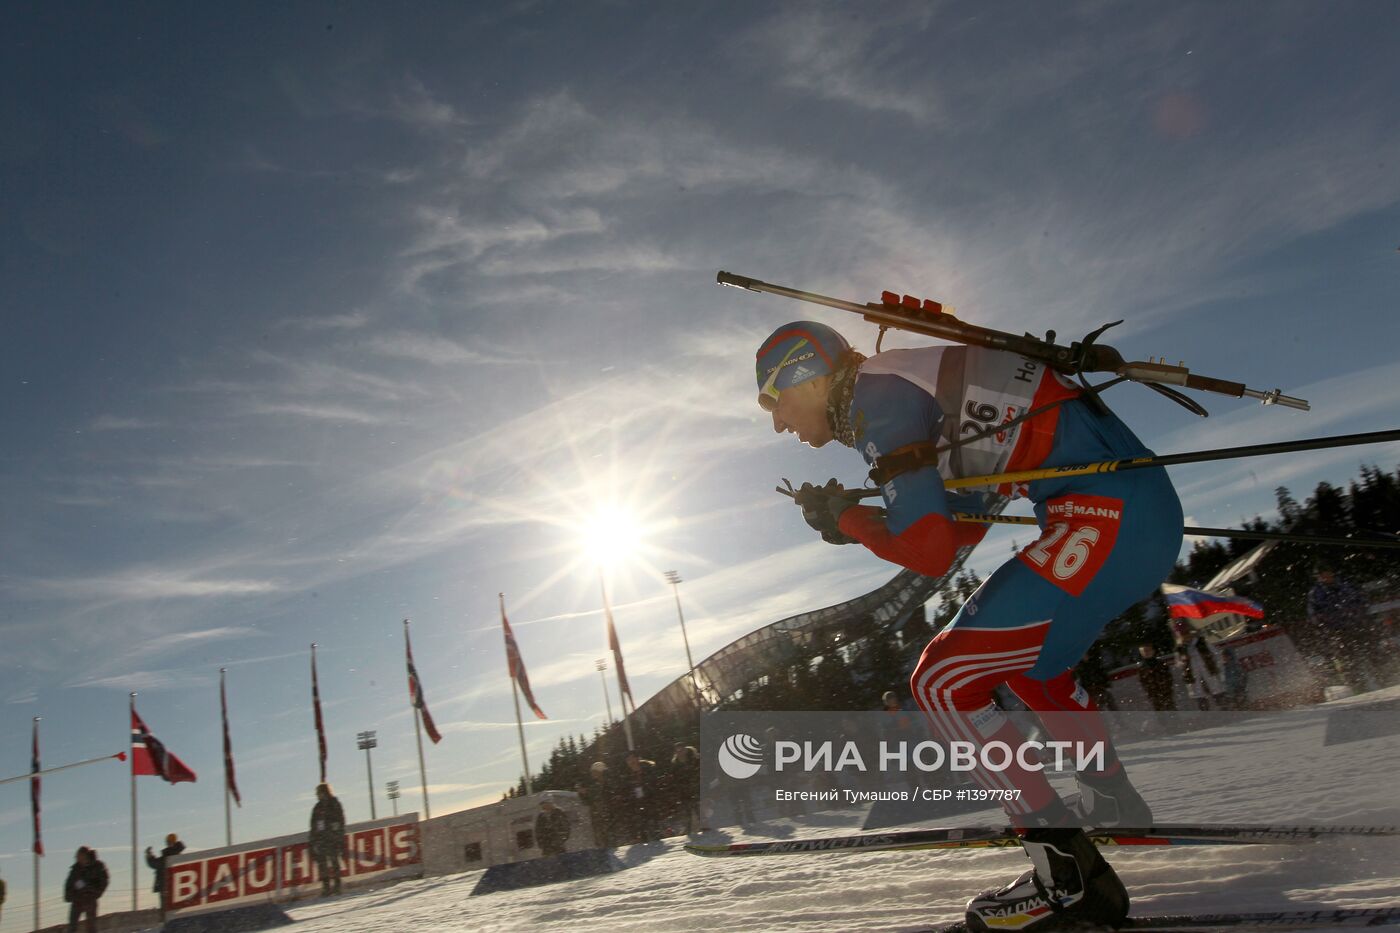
823 428 1400 495
949 512 1400 550
775 487 1400 550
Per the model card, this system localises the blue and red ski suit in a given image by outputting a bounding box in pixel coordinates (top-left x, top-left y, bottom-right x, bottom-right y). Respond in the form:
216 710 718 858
835 346 1183 819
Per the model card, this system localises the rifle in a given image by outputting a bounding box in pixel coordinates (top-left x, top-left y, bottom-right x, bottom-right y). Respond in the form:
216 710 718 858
718 271 1309 414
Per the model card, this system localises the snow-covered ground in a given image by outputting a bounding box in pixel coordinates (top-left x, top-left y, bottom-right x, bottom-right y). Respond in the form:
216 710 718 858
269 687 1400 932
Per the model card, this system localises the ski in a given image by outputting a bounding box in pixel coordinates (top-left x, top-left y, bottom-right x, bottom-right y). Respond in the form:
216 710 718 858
912 906 1400 932
684 824 1399 858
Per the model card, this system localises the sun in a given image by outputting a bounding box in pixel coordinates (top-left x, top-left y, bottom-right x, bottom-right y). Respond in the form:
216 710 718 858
579 504 649 569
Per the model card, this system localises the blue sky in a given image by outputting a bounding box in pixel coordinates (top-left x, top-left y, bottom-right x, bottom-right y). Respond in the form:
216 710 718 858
3 1 1399 919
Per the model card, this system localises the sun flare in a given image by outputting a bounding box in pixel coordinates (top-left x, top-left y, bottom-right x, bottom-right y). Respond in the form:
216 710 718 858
579 505 649 568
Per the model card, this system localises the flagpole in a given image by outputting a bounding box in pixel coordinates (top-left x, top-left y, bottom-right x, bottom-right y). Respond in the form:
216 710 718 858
600 572 635 752
412 705 430 819
221 668 232 847
405 620 431 819
501 594 534 795
33 716 40 933
510 676 533 796
311 644 327 784
130 692 139 912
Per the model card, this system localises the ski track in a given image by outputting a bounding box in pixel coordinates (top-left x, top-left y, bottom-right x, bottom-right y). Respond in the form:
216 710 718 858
172 688 1400 931
269 835 1400 932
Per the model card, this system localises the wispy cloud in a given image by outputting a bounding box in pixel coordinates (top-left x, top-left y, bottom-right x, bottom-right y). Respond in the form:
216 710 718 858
105 626 267 666
244 401 386 425
388 75 471 130
66 668 216 692
737 6 942 124
362 332 524 366
17 570 282 602
394 88 837 293
90 415 163 431
277 309 374 332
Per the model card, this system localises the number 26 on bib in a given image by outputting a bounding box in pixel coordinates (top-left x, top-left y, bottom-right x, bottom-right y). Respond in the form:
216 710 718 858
1017 494 1123 597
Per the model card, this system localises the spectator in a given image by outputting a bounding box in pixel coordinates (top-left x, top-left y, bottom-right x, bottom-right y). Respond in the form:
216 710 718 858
145 832 186 915
762 726 798 819
721 772 755 828
1307 565 1384 693
1381 614 1400 683
308 783 347 896
622 752 660 843
1176 637 1226 711
882 690 937 793
1075 651 1119 711
535 797 572 857
64 846 108 933
1221 645 1249 709
881 689 916 726
576 761 616 848
669 745 703 835
1136 644 1177 712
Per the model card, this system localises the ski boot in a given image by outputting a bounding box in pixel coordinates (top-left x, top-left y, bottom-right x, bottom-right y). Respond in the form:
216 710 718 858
1074 766 1152 828
965 827 1129 931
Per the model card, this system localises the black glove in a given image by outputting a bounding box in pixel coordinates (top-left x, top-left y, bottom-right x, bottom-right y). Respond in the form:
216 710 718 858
793 479 858 545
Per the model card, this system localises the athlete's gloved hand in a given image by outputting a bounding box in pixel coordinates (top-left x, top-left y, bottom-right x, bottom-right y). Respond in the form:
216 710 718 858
793 479 858 545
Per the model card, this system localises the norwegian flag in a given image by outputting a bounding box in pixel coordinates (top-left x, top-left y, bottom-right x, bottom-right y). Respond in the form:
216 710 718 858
221 669 241 806
131 707 197 784
500 598 546 720
404 623 443 744
605 599 634 710
31 718 42 856
311 644 327 782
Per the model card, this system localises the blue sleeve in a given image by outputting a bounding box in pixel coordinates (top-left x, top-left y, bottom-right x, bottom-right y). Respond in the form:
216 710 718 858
850 373 953 535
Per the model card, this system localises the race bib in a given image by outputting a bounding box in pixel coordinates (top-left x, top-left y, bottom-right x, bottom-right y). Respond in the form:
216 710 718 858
1016 494 1123 597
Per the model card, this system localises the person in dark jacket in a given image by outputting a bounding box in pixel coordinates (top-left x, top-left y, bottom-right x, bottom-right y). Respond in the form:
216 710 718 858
621 752 660 843
308 783 347 895
145 832 186 914
668 744 703 834
535 798 572 857
64 846 109 933
1307 566 1383 692
1136 644 1177 711
576 761 616 848
1220 645 1249 709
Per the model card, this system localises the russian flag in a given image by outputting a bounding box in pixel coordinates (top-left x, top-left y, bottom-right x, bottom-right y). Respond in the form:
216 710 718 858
1161 583 1264 621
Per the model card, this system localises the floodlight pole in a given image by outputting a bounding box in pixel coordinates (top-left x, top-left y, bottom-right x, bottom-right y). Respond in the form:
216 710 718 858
357 731 378 820
664 570 702 711
595 658 615 727
387 780 400 817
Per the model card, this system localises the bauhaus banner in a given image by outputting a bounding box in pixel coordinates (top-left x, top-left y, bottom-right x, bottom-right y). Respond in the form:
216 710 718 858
164 814 422 918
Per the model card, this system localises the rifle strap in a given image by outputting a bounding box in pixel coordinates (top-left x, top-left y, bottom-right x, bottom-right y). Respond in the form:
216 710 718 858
865 383 1126 488
869 441 941 486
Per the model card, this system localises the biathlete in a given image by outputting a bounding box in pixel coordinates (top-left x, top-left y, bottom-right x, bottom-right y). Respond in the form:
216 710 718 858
754 320 1183 931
